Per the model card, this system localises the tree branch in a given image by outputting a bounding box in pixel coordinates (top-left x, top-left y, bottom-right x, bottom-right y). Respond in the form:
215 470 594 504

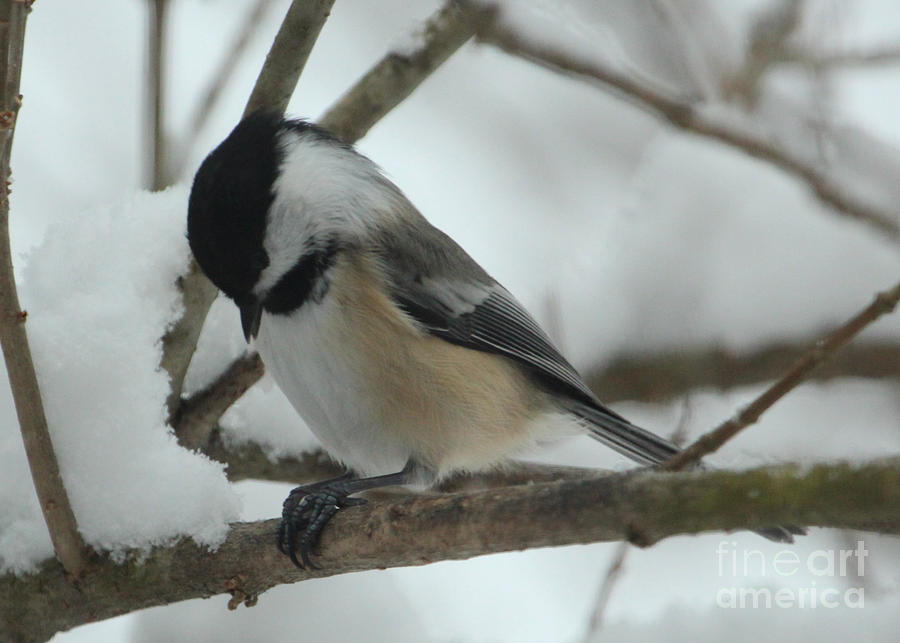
663 279 900 470
174 353 264 449
319 0 479 142
243 0 335 117
0 0 90 578
4 458 899 641
473 11 900 245
146 0 169 190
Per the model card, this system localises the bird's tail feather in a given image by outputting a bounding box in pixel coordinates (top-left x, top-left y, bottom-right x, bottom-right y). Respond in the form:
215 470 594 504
569 401 679 466
568 401 806 544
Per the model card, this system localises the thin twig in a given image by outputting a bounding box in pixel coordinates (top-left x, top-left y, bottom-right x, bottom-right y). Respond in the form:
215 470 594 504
243 0 335 117
319 0 479 142
722 0 803 106
780 45 900 68
160 0 335 422
147 0 168 190
172 0 276 180
4 457 900 641
662 279 900 471
0 0 90 578
474 13 900 244
582 542 629 642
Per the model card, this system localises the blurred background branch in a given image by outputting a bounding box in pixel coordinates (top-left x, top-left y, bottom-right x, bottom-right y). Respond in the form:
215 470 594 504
473 7 900 245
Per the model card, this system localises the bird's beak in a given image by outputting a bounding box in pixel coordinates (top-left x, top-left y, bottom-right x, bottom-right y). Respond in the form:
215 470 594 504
239 296 263 342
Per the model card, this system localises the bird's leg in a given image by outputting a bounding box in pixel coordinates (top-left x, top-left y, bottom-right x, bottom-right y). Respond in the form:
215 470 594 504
277 460 420 569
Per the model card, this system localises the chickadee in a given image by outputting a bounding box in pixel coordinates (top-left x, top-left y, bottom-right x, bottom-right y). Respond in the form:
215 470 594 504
188 113 802 567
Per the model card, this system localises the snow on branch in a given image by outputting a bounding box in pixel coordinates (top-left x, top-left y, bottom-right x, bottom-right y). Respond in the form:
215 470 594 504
0 0 90 579
3 457 899 641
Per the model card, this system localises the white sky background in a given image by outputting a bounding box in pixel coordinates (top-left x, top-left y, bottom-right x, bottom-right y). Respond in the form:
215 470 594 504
0 0 898 641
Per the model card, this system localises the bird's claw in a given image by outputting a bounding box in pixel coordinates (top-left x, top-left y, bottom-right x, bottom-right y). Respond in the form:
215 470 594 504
277 483 367 569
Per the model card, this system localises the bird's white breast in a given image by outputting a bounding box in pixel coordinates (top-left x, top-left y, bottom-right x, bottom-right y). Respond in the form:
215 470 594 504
253 285 413 477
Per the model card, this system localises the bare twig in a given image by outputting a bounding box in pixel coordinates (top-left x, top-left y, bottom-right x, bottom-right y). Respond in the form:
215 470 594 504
780 45 900 68
243 0 335 117
0 0 89 578
4 457 900 641
172 0 276 179
582 542 629 641
474 14 900 244
319 0 479 142
662 279 900 471
723 0 803 106
147 0 168 190
160 0 335 421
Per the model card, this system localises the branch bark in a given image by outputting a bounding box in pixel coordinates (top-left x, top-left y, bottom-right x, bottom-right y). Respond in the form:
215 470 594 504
0 0 89 578
243 0 334 117
174 353 264 449
3 458 899 642
319 0 478 142
474 12 900 245
663 279 900 470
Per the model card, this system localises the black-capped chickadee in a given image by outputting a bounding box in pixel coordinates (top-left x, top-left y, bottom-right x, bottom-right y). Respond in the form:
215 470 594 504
187 113 802 568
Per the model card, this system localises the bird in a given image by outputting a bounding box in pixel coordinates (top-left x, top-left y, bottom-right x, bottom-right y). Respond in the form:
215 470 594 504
187 112 803 568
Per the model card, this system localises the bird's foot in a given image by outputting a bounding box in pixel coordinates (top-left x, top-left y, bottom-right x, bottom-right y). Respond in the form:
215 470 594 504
277 480 367 569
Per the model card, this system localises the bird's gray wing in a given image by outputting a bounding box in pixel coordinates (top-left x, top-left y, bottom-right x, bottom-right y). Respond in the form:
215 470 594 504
372 219 598 406
372 215 682 467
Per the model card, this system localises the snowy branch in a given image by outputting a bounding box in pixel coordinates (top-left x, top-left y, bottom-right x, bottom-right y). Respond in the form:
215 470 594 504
663 279 900 470
3 457 899 642
319 0 479 142
0 0 90 579
473 11 900 245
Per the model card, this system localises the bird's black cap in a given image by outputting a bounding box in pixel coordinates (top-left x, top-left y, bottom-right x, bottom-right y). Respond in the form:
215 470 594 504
187 111 284 302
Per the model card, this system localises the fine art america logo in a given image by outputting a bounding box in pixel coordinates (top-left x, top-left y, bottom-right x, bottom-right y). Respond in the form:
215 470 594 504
715 540 867 609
